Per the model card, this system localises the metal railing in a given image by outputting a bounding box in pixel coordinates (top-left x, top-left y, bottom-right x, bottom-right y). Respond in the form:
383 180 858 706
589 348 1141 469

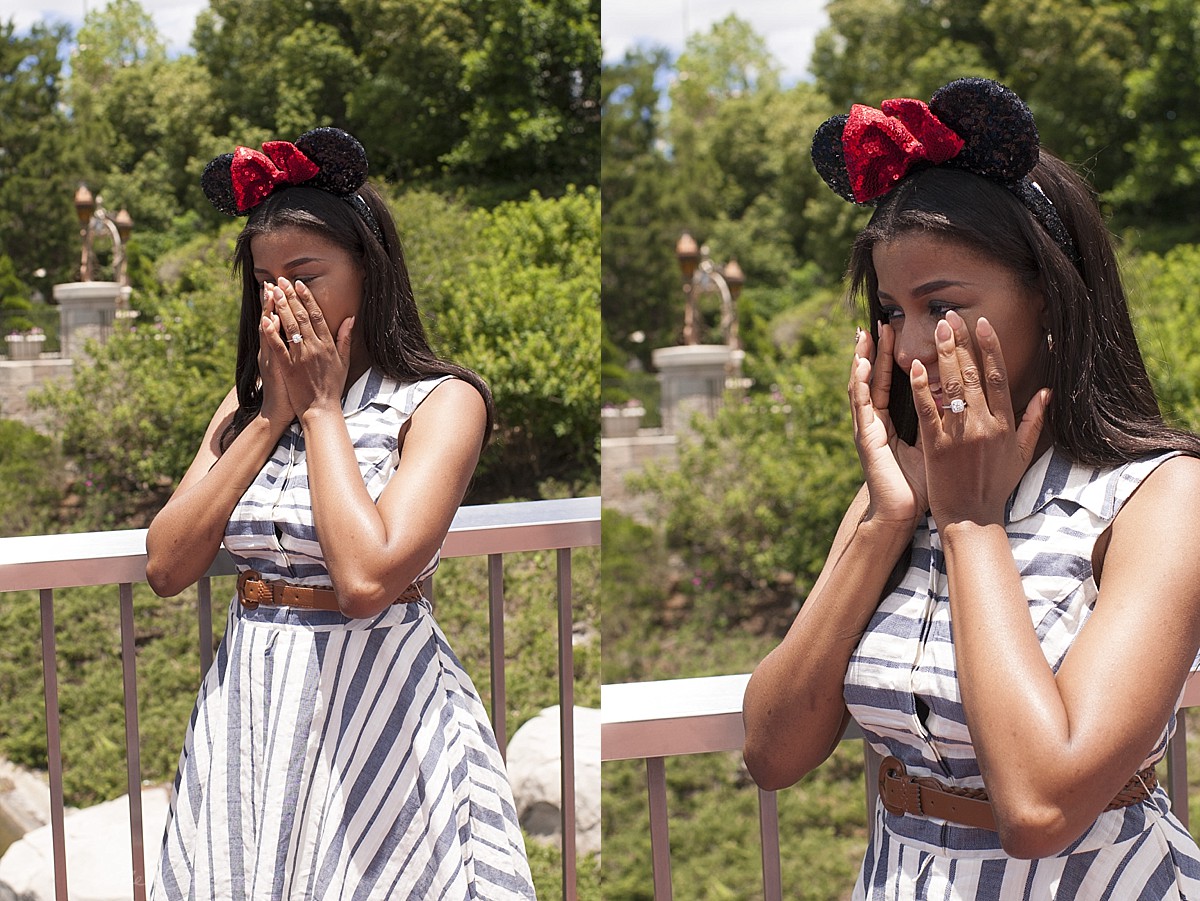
0 495 599 901
601 671 1200 901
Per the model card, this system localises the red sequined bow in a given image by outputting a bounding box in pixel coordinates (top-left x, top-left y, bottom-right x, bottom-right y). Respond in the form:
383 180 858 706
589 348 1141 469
842 99 964 203
230 141 321 212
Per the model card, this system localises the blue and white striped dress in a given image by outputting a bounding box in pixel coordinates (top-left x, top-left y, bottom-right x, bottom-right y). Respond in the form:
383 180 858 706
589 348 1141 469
846 446 1200 900
152 369 537 900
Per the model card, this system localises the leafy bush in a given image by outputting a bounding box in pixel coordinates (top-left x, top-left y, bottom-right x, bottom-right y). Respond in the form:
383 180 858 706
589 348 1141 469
630 308 860 608
0 420 66 536
434 187 600 499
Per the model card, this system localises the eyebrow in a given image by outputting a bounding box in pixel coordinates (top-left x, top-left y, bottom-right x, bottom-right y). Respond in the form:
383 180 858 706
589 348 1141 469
877 279 975 301
252 256 326 275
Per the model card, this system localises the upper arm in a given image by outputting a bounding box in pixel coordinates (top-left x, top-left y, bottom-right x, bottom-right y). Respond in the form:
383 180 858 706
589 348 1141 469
1055 454 1200 774
373 378 487 562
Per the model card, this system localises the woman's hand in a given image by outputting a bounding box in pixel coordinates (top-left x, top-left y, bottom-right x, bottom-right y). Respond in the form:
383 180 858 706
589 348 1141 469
261 276 354 419
257 282 295 425
909 310 1049 527
850 323 928 528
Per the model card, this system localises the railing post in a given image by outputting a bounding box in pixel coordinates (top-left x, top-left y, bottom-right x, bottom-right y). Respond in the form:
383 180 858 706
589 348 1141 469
39 588 69 901
487 554 508 759
646 756 673 900
1168 709 1189 830
557 548 577 901
119 582 147 901
758 788 782 901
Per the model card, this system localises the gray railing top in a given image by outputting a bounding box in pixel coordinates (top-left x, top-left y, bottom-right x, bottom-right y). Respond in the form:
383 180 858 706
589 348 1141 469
601 669 1200 764
0 496 600 592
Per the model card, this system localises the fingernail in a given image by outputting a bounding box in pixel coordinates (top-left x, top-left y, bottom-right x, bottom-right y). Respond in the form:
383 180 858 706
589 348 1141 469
936 319 951 341
854 327 862 343
295 279 305 293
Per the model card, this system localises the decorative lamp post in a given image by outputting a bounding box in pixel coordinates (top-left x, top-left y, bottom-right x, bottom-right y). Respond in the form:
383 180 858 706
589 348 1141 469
73 182 134 288
674 231 744 351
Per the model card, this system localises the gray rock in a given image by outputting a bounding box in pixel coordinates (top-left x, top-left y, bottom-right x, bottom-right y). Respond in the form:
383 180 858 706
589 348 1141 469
505 705 600 856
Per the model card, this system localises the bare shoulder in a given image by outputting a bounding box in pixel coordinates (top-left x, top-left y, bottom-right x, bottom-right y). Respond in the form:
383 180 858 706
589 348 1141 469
405 377 487 451
1114 453 1200 535
1101 453 1200 598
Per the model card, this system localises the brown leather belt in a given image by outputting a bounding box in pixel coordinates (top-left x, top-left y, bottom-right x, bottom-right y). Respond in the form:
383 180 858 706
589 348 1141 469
236 570 422 612
879 756 1157 831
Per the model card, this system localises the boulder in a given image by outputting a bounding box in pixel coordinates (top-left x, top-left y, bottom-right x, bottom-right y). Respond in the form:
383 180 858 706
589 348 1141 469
0 785 169 901
505 705 600 857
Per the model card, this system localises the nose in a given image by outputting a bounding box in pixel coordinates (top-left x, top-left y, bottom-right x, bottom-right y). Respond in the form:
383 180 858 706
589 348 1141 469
891 321 938 376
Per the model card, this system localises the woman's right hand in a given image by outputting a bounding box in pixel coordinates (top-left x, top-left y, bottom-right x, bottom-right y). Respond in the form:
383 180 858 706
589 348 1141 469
850 324 928 529
258 282 295 426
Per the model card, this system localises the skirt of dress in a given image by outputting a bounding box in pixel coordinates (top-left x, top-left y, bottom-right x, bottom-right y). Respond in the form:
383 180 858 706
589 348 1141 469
854 794 1200 901
151 597 537 901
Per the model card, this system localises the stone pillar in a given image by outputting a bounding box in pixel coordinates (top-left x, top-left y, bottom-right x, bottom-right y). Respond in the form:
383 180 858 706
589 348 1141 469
51 282 130 359
651 344 743 435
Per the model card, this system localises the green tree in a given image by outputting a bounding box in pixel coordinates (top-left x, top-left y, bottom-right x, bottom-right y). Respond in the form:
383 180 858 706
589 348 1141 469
1110 0 1200 248
35 229 240 529
0 20 80 286
434 188 600 497
442 0 600 195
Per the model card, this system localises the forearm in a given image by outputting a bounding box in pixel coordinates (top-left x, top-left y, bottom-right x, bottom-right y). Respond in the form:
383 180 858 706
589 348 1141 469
300 408 430 616
941 521 1126 853
743 515 914 789
146 415 289 595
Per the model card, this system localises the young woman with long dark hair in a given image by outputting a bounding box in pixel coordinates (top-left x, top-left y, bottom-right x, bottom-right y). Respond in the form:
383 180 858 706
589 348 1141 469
145 128 535 899
743 78 1200 898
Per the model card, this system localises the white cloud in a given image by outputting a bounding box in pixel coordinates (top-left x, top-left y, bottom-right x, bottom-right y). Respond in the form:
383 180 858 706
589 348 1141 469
0 1 206 56
601 0 829 84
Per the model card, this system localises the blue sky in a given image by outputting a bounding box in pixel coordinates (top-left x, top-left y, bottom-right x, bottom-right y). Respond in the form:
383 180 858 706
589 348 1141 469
5 1 830 84
602 0 830 86
1 1 204 56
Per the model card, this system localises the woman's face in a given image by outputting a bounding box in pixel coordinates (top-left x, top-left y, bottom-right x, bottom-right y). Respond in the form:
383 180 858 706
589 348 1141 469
250 226 364 339
873 232 1048 415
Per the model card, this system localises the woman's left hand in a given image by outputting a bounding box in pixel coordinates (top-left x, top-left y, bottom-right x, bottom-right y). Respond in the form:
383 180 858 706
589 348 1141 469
909 309 1050 527
263 276 354 418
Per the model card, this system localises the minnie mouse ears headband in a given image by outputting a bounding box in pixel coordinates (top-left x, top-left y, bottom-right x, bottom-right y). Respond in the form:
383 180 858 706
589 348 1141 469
811 77 1079 263
200 127 385 244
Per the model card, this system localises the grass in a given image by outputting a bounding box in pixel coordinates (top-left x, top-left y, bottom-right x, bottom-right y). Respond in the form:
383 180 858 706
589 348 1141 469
0 538 599 899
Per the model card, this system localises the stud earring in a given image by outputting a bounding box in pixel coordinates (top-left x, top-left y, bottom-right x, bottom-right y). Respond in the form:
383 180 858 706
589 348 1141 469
1046 331 1055 352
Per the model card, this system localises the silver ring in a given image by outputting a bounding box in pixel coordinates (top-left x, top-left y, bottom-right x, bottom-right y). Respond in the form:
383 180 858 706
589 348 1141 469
942 399 966 414
290 333 303 344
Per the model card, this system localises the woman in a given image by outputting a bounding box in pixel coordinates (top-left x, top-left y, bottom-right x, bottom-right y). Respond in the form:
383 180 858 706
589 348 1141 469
145 128 536 899
742 78 1200 897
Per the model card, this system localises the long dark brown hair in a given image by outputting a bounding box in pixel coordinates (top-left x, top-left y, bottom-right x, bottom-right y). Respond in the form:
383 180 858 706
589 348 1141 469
848 151 1200 466
218 183 494 451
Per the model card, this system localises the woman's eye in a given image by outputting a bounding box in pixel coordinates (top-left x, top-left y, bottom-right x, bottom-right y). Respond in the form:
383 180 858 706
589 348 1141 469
929 303 957 319
880 307 903 323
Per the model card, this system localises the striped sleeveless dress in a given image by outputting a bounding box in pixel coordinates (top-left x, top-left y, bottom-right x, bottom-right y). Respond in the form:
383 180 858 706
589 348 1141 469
846 446 1200 900
152 369 537 900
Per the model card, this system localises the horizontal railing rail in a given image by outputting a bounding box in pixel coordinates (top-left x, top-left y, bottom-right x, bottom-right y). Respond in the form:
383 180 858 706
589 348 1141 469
601 671 1200 901
0 496 600 901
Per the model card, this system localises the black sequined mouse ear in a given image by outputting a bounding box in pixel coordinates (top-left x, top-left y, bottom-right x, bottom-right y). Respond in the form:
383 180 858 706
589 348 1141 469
295 127 369 196
811 114 858 203
930 78 1039 185
200 153 243 216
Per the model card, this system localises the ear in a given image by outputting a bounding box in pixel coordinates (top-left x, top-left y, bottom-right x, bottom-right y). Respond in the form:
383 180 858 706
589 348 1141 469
295 128 369 196
930 78 1039 185
200 153 243 216
810 114 858 203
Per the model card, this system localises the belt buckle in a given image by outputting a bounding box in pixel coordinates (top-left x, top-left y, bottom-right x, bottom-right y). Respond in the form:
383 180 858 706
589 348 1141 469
880 756 915 817
237 570 262 610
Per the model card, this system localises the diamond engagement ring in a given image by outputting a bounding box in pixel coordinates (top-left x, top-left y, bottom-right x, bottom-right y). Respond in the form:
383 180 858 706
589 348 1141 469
291 333 303 344
942 399 967 413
